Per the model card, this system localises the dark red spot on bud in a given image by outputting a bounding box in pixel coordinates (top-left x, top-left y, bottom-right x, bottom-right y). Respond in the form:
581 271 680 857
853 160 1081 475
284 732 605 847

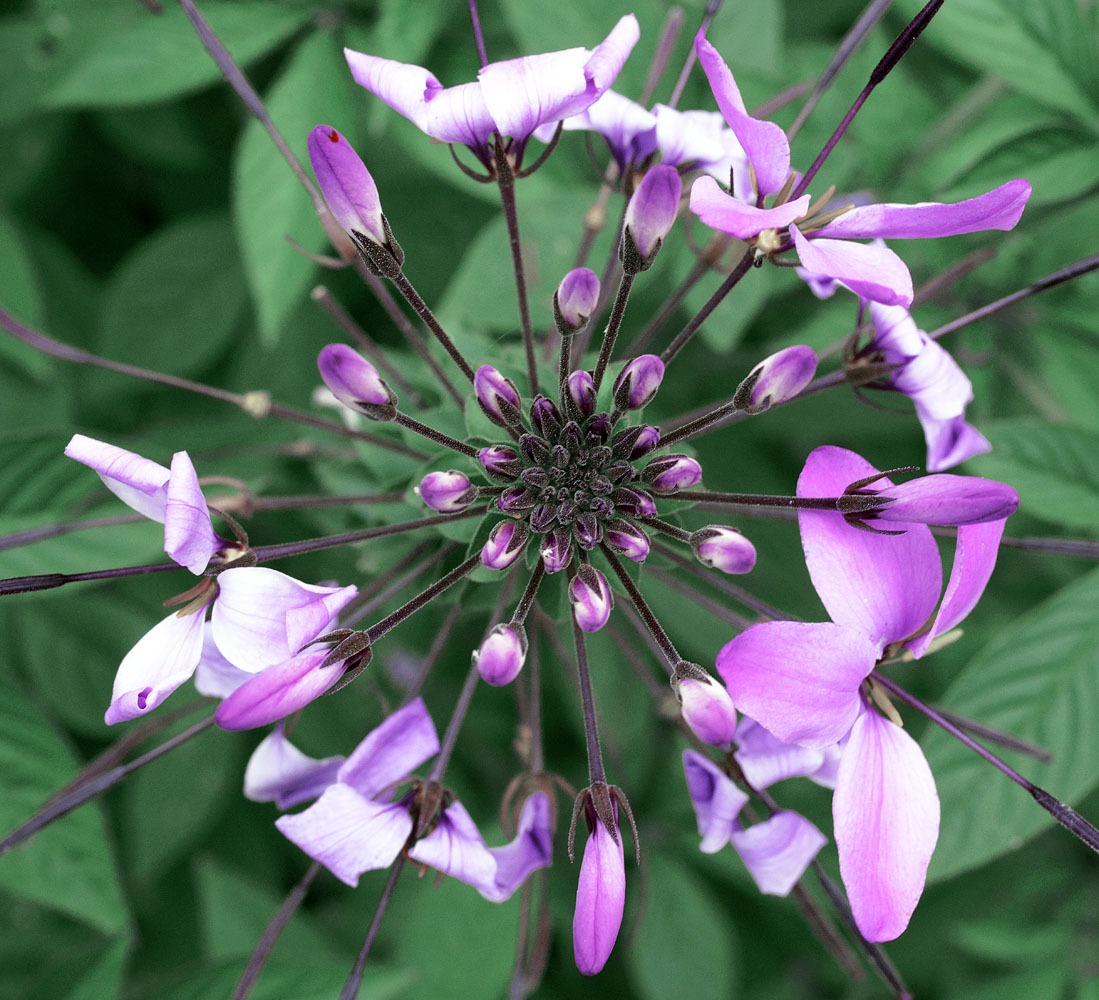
328 130 340 142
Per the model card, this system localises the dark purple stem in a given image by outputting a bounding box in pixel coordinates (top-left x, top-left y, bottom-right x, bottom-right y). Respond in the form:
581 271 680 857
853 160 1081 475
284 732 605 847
496 178 539 395
468 0 489 68
339 857 406 1000
390 272 476 382
366 552 482 644
666 0 724 109
601 546 679 666
571 611 607 784
660 250 754 364
395 411 478 457
428 661 482 783
592 272 636 391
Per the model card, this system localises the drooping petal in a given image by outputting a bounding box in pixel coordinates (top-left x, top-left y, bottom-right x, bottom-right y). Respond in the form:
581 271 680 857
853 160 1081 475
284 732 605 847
564 90 657 169
275 785 410 887
337 697 440 799
792 228 913 307
875 475 1019 526
215 649 342 731
343 50 439 131
105 608 208 724
906 519 1006 658
484 793 554 902
695 33 789 195
212 567 357 672
164 452 219 574
193 630 253 697
682 750 749 853
797 446 941 646
573 814 626 975
65 434 169 522
833 709 939 942
814 179 1031 240
718 621 878 749
690 176 810 240
407 800 499 894
423 80 496 150
729 810 827 896
922 415 991 473
733 716 830 790
243 726 345 810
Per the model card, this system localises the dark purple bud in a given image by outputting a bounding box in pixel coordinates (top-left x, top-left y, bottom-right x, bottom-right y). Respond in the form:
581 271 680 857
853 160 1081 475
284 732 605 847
530 503 558 533
622 164 682 271
481 519 530 571
630 426 661 459
587 414 613 444
555 268 601 335
539 526 574 574
672 661 736 748
569 565 614 632
317 343 397 420
604 518 650 562
690 526 757 575
734 345 818 414
872 475 1019 526
559 422 583 455
611 424 658 460
566 370 597 418
498 486 539 513
475 365 522 427
531 396 563 439
478 445 521 481
613 355 665 411
474 624 527 687
575 514 603 550
612 487 656 518
417 470 476 512
520 433 551 466
642 454 702 493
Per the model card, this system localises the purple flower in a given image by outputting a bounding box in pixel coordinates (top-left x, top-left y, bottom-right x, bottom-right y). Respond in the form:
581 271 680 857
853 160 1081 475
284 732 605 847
345 16 639 166
653 104 750 194
474 365 522 427
549 89 657 170
736 345 818 414
569 565 614 633
612 354 665 410
674 668 737 749
481 519 529 571
690 526 757 575
566 369 597 417
555 267 601 333
642 454 702 493
717 445 1013 939
573 806 625 975
243 725 345 810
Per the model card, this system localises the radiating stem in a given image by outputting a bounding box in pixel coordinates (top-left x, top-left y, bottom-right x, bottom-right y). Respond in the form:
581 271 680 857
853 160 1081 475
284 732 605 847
390 272 477 382
660 250 754 365
674 489 875 512
394 411 478 457
648 565 752 630
643 7 685 105
629 254 711 356
511 560 546 626
592 272 636 391
342 544 455 628
468 0 489 68
339 857 406 1000
666 0 723 108
572 614 607 784
366 552 482 644
496 175 539 394
409 603 463 700
601 546 679 666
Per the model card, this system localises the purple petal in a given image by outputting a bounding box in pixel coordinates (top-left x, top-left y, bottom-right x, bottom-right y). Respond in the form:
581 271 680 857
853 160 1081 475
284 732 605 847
337 697 440 798
923 416 991 474
876 475 1019 526
573 814 626 975
275 785 410 887
743 344 818 411
484 793 554 902
344 50 439 131
480 48 588 141
193 630 254 698
105 608 207 724
682 750 749 854
164 452 218 574
906 519 1006 658
690 176 809 240
677 676 737 749
733 716 831 789
580 15 641 103
243 726 345 810
307 126 386 246
729 810 827 896
214 649 341 731
816 179 1031 240
833 709 939 942
212 567 357 672
65 434 169 523
408 800 498 891
694 33 790 196
563 89 657 169
718 621 878 749
792 228 913 307
624 164 683 259
797 446 941 646
423 80 496 150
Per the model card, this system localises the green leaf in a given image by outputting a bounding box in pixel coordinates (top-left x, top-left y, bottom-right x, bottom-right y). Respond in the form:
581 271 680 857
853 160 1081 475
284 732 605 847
63 936 128 1000
968 419 1099 530
925 565 1099 882
0 672 128 935
159 961 409 1000
233 30 354 344
0 211 49 377
46 2 310 108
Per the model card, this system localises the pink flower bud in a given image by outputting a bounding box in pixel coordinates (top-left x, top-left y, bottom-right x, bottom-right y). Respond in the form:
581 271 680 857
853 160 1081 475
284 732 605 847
481 519 529 570
612 354 665 411
642 454 702 493
540 526 574 574
474 624 527 686
567 370 597 417
477 445 521 481
417 471 476 512
674 669 737 748
531 396 563 439
604 518 650 562
317 344 396 419
735 345 817 414
573 811 625 975
474 365 522 427
623 164 682 268
569 565 613 632
629 426 661 459
690 526 757 575
555 267 601 333
308 126 386 246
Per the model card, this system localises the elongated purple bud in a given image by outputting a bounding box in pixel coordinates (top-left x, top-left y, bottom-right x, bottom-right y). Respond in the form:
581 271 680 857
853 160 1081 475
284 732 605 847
475 365 522 427
613 354 665 411
540 526 574 574
872 475 1019 526
622 164 682 272
474 624 527 687
531 396 563 439
734 345 818 414
573 810 625 975
690 526 756 575
317 344 397 420
567 370 597 418
498 485 540 514
672 662 736 748
629 426 661 459
417 470 476 513
604 518 650 562
478 445 521 481
481 519 530 570
642 454 702 493
569 565 614 632
555 268 601 335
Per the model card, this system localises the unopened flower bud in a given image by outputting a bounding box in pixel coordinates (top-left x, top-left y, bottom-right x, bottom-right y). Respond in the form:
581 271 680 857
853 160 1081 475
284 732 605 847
474 623 527 686
317 344 397 420
417 471 476 512
569 565 613 632
690 526 756 575
555 267 601 335
612 487 656 518
567 370 597 418
622 164 682 272
871 475 1019 526
498 485 539 514
613 355 665 411
604 518 650 562
481 519 529 570
672 662 737 748
478 445 521 481
734 345 818 414
531 396 563 439
642 454 702 493
540 526 574 574
629 426 661 459
475 365 522 427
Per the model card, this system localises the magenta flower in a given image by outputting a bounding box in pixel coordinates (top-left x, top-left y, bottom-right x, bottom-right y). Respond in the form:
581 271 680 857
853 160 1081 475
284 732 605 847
573 806 625 975
717 445 1013 939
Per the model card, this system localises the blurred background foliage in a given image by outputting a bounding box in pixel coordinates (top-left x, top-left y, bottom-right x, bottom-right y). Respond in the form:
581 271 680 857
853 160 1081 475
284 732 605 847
1 0 1098 997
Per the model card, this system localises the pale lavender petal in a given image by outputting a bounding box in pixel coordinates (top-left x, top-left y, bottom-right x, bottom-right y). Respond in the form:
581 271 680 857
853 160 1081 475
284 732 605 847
580 14 641 102
243 726 345 810
815 179 1031 240
65 434 169 522
682 750 749 854
564 90 657 168
337 697 440 799
481 48 589 140
923 416 991 473
484 793 554 902
573 815 626 975
407 801 498 894
792 228 913 307
690 176 809 239
906 519 1006 658
876 475 1019 526
654 106 725 169
193 630 254 698
733 716 829 789
695 33 789 195
215 649 341 731
423 80 496 149
105 608 207 724
834 709 939 942
308 126 386 245
344 50 439 131
164 452 218 574
212 567 358 671
718 621 878 749
275 785 410 887
729 810 827 896
797 446 941 646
